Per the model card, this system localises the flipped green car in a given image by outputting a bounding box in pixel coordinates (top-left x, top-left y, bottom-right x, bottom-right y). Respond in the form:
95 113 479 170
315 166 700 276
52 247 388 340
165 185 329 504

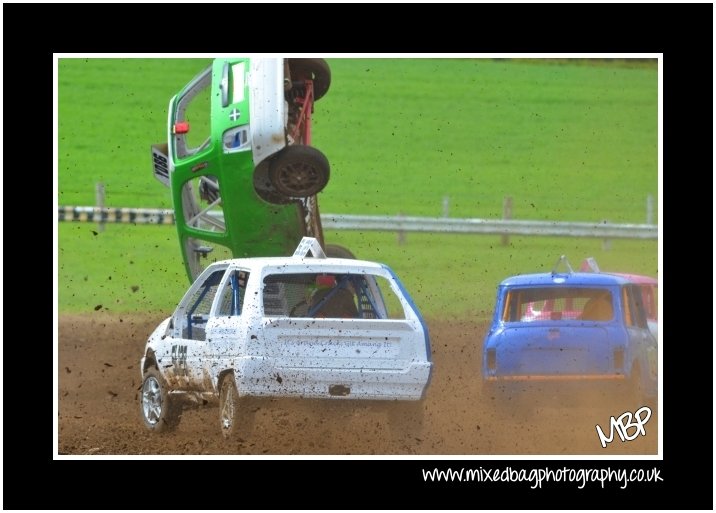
152 58 339 280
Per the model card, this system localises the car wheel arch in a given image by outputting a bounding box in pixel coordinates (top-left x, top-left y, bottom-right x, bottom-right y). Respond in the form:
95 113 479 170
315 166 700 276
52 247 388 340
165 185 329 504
217 368 237 390
143 351 158 374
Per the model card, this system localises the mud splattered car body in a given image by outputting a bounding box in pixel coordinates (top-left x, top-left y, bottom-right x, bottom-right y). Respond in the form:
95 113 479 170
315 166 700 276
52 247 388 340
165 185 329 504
482 257 657 406
140 239 432 437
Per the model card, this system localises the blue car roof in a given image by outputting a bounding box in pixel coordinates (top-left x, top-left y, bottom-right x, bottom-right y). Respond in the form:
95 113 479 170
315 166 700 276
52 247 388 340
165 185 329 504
500 272 631 287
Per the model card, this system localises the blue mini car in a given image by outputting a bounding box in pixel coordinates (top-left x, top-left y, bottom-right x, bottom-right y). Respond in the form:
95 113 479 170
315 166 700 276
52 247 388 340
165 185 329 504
482 257 657 408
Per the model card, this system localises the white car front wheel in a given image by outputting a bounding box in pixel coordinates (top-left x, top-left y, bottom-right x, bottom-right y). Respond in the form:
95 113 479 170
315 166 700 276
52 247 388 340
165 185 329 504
140 367 181 432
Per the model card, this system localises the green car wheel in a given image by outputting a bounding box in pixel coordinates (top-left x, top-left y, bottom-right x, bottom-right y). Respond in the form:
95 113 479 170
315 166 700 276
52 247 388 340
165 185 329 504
269 145 330 198
287 58 331 101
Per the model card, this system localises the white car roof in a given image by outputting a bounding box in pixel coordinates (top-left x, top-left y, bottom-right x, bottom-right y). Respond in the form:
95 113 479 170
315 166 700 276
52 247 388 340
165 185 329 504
210 256 386 274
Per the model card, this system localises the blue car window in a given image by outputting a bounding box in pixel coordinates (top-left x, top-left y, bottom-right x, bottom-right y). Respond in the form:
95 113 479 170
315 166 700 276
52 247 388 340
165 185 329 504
503 287 614 322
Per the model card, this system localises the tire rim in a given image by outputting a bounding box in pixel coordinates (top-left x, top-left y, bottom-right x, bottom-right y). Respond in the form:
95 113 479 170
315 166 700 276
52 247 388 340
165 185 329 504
142 376 162 426
220 381 235 432
276 161 322 196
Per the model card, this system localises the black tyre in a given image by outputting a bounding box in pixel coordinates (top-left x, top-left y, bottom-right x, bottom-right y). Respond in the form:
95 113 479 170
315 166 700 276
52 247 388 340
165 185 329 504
269 145 330 198
252 160 293 205
325 244 356 259
140 367 181 432
218 373 255 439
287 58 331 101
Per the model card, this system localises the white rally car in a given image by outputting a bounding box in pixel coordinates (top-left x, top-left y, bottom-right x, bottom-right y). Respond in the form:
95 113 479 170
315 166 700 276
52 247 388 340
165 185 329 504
140 238 432 438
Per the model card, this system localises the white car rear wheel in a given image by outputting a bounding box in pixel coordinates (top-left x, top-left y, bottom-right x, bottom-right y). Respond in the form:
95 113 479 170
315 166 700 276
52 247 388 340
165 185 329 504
219 373 257 439
219 374 239 438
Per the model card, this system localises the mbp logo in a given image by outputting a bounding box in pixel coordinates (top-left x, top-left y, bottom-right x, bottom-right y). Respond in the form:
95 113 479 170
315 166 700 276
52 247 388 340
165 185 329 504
595 406 652 448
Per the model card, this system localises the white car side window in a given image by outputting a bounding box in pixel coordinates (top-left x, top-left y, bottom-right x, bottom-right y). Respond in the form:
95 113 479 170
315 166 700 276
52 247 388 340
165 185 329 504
179 269 225 341
217 270 249 316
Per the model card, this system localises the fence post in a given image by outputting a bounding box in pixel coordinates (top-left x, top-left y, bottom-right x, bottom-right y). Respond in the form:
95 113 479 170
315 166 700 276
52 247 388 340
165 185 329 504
95 182 105 232
646 194 654 225
601 219 611 250
442 196 449 218
397 212 405 245
501 196 513 246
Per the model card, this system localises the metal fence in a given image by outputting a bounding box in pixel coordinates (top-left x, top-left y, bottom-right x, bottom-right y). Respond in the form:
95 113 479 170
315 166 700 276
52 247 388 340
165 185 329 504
58 206 175 225
321 214 656 239
57 206 657 240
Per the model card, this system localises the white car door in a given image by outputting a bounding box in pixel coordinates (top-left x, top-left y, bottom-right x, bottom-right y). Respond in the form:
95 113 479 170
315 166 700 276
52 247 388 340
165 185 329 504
203 269 254 381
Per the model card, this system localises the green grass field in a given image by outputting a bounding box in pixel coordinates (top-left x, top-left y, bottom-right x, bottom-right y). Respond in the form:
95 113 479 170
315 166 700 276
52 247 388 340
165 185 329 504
57 57 658 318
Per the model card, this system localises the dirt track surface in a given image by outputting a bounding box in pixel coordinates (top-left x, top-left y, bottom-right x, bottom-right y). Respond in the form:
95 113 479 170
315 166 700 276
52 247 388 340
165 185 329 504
58 314 658 456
